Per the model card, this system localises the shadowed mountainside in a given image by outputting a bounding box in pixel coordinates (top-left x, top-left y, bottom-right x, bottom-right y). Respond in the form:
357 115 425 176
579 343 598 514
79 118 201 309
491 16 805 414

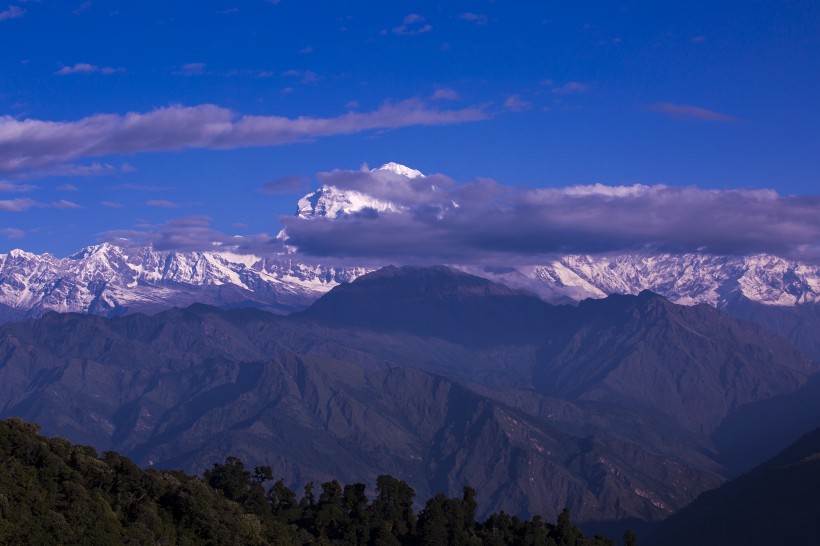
645 426 820 546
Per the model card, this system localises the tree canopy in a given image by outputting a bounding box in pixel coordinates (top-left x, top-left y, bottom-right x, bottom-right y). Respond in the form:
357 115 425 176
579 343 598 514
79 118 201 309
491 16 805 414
0 418 621 545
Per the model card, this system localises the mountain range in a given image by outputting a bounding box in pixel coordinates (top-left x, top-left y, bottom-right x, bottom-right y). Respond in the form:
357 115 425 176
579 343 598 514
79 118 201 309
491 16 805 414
1 164 818 356
2 163 819 535
1 265 817 527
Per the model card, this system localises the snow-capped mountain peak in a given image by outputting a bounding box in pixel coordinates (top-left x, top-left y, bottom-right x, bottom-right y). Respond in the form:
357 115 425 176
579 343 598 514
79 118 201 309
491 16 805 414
374 162 425 179
296 184 402 219
296 162 425 219
0 240 818 324
0 243 368 319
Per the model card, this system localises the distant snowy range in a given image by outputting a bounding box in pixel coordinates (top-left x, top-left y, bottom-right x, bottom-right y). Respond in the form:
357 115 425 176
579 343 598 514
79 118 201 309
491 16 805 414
1 162 818 322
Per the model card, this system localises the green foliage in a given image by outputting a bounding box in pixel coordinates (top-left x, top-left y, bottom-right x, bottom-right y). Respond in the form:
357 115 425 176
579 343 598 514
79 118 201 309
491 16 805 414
0 418 621 545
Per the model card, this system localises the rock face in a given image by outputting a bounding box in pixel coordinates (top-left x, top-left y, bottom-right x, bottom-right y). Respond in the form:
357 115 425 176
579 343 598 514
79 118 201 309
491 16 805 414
1 266 816 524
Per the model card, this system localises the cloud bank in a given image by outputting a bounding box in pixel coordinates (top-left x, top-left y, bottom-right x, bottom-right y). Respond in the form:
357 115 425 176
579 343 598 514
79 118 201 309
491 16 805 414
279 169 820 264
101 216 283 255
0 99 488 173
99 167 820 265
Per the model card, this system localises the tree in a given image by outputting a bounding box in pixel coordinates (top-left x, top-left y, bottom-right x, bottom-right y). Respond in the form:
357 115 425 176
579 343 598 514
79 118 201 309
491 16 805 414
369 475 416 543
268 478 298 520
417 494 450 545
555 508 581 546
316 480 346 540
204 456 252 503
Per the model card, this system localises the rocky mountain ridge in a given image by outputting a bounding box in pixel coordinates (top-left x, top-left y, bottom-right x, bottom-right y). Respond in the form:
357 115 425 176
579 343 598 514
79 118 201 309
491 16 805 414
0 243 366 320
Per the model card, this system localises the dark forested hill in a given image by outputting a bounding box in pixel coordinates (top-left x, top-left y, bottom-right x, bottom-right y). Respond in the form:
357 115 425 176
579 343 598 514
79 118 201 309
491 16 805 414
0 266 816 528
0 417 621 546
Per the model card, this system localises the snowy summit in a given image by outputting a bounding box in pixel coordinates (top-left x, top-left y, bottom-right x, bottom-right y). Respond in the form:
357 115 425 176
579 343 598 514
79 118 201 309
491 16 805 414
374 162 425 179
296 162 423 219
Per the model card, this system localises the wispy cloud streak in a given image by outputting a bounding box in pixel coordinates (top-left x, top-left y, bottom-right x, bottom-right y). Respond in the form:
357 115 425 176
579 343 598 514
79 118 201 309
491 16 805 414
392 14 432 35
0 198 45 212
0 180 36 192
55 63 124 75
0 228 25 239
101 216 282 254
0 100 488 173
647 102 738 122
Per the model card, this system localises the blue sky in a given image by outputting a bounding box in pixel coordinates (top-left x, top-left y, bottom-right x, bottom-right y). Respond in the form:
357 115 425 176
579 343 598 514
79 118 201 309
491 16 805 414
1 1 818 260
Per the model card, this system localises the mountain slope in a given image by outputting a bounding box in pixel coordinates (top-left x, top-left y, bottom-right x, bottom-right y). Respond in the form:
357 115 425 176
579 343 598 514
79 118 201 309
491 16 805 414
299 269 815 435
2 266 816 525
534 291 815 434
647 427 820 546
298 265 568 347
0 304 721 522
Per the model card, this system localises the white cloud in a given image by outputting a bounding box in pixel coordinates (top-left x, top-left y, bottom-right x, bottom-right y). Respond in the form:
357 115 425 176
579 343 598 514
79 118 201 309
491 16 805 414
0 198 45 211
458 12 487 25
647 102 738 123
0 180 36 192
100 216 283 254
431 88 459 101
503 94 532 112
278 169 820 264
0 227 25 239
393 13 432 35
52 199 81 209
0 99 489 173
283 69 321 84
0 5 24 20
55 63 125 75
551 82 591 95
178 63 206 76
146 199 179 208
28 162 127 177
